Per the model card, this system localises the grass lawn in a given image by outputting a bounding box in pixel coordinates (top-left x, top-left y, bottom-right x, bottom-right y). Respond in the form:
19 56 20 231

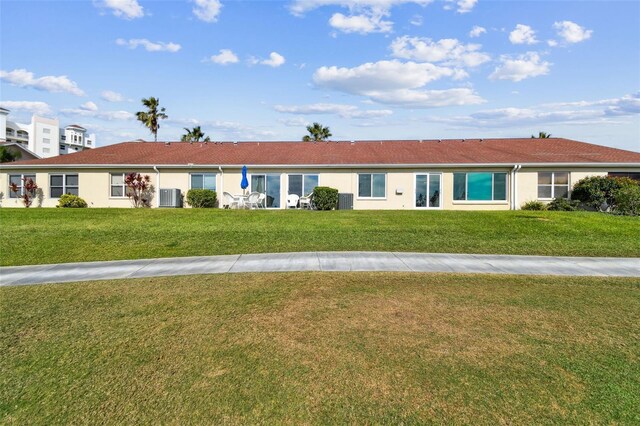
1 209 639 266
2 272 639 423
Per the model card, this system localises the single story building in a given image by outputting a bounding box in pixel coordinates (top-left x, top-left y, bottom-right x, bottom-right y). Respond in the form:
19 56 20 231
1 138 639 209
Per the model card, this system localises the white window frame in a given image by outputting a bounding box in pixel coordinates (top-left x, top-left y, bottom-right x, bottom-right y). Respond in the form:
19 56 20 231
110 173 128 198
8 173 36 199
49 173 79 198
189 172 217 191
413 172 443 210
357 173 387 200
452 172 508 204
537 172 570 200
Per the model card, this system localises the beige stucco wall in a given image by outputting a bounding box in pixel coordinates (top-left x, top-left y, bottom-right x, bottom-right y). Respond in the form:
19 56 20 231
1 166 638 209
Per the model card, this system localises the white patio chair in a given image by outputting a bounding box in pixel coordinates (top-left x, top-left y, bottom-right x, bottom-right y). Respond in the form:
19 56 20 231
257 193 266 208
300 193 313 210
245 192 261 209
223 192 239 209
287 194 300 208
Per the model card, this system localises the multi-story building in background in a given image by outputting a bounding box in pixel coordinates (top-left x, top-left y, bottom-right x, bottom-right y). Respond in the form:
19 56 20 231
0 107 95 158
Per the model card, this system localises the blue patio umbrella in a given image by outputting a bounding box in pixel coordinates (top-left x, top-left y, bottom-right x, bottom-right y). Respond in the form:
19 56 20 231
241 165 249 193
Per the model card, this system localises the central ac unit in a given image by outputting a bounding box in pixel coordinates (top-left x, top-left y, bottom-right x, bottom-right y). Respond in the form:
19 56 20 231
159 188 182 208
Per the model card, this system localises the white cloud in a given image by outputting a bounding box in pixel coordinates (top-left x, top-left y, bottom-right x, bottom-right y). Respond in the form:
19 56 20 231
278 117 309 127
454 0 477 13
61 107 134 121
553 20 593 44
410 14 423 26
96 0 144 19
274 103 393 118
469 25 486 38
313 60 484 107
101 90 125 102
426 93 640 129
329 12 392 33
509 24 538 45
489 52 551 82
547 39 558 47
192 0 222 22
260 52 286 67
390 36 490 67
115 38 181 53
0 69 85 96
208 49 239 65
80 101 98 112
0 101 52 116
289 0 433 34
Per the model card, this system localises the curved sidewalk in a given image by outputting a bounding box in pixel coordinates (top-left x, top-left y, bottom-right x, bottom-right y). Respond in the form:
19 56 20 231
1 252 639 286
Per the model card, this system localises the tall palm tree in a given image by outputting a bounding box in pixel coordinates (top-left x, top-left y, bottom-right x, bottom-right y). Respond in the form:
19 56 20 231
136 97 168 142
181 126 210 143
531 131 552 138
302 122 332 142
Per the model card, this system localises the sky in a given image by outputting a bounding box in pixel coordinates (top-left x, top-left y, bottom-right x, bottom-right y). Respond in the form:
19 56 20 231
1 0 639 151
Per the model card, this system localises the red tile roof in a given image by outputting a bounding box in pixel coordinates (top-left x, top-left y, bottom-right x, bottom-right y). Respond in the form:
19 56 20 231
5 138 640 167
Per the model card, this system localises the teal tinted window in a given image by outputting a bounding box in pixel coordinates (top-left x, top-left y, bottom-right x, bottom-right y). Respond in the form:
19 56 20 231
429 174 441 207
358 174 372 197
415 174 427 207
467 173 493 201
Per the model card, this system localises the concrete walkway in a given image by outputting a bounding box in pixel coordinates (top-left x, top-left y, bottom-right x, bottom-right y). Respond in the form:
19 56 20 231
1 252 639 286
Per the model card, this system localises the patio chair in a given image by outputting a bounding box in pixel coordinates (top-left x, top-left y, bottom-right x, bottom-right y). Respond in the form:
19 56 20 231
300 193 313 209
287 194 300 208
245 192 261 209
223 191 239 209
257 193 266 208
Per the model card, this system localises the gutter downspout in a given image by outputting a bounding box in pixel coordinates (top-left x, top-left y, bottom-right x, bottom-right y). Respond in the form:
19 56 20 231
153 166 160 208
218 166 224 197
511 164 521 210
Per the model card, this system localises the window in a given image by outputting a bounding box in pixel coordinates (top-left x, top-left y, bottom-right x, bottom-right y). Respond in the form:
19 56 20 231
9 174 36 198
358 173 386 198
190 173 216 191
50 174 78 198
415 173 441 208
43 128 50 134
288 174 319 197
61 135 66 141
110 173 127 197
538 172 569 199
43 148 50 154
43 138 51 144
60 145 66 151
453 172 507 201
609 172 640 182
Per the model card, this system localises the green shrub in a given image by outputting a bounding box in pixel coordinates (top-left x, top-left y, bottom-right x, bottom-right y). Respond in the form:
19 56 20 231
612 185 640 216
521 200 546 211
186 189 217 208
57 194 88 208
546 197 581 211
571 176 637 210
312 186 338 210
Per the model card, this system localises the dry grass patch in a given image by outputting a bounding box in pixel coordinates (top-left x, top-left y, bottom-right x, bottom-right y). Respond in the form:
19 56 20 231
2 272 639 424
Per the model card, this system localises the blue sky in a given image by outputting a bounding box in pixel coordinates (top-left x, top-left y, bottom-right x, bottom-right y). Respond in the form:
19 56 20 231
1 0 639 151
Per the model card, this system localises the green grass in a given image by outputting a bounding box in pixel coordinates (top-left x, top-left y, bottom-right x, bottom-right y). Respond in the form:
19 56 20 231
1 209 639 266
2 273 639 424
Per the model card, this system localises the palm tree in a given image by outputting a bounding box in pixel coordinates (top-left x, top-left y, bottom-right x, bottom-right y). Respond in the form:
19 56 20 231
302 122 332 142
181 126 210 143
136 97 168 142
531 131 552 138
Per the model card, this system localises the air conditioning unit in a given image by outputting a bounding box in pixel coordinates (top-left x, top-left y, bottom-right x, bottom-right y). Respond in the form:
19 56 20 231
337 193 354 210
159 188 182 208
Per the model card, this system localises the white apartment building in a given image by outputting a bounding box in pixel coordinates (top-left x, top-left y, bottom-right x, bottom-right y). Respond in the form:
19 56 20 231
0 108 95 158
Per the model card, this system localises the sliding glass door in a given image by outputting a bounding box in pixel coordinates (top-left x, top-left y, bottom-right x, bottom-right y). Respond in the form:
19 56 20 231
251 174 281 208
415 173 441 208
288 174 319 197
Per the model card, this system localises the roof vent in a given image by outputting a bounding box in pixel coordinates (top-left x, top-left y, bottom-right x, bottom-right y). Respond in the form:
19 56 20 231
479 138 484 143
165 142 170 146
438 139 442 143
350 140 355 145
419 139 423 143
461 139 465 142
233 141 238 145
